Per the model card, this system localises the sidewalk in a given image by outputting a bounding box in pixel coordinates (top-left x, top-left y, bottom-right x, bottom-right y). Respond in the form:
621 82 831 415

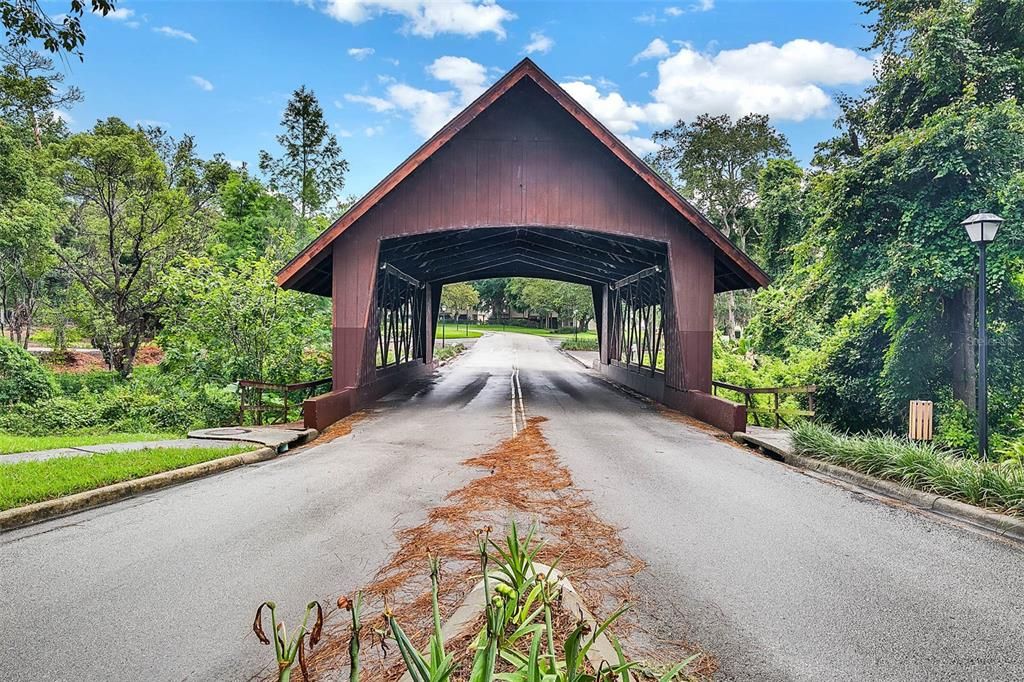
3 425 313 465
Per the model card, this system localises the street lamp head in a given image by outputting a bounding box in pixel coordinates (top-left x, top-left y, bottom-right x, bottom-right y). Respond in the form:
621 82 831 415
961 212 1004 244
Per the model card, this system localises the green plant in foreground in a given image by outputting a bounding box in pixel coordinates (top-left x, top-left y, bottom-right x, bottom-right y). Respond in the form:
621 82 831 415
338 592 363 682
386 556 456 682
252 600 323 682
491 519 544 595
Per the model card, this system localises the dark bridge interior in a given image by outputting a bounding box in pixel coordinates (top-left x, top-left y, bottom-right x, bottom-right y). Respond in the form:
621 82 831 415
377 227 667 286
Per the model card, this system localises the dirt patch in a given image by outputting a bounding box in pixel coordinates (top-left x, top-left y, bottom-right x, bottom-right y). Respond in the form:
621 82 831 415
314 412 372 444
40 344 164 374
297 416 713 681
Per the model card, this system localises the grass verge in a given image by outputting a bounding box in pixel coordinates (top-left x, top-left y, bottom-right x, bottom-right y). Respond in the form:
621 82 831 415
434 342 466 362
468 323 598 341
0 444 254 510
0 431 178 455
793 421 1024 515
434 327 483 340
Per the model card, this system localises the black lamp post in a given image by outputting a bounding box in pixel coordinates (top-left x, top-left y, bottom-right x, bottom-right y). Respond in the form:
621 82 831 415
961 212 1004 460
441 305 447 349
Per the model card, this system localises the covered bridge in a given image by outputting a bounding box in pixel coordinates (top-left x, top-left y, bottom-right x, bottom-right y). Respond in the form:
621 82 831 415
277 59 769 433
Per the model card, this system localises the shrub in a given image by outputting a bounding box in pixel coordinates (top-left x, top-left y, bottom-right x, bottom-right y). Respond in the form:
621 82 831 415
793 421 1024 515
0 338 57 405
934 393 977 455
559 337 598 351
56 370 124 396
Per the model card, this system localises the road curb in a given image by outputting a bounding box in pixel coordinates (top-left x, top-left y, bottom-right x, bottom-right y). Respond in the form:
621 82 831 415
733 431 1024 544
0 444 283 533
556 346 592 369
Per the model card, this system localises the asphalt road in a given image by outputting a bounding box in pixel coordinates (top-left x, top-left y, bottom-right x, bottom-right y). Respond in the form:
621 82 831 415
3 332 1023 680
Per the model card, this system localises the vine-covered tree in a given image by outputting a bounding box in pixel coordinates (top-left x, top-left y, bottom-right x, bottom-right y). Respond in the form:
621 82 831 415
258 86 348 219
748 0 1024 436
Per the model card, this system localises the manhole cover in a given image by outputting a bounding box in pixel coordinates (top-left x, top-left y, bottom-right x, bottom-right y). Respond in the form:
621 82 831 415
206 428 251 437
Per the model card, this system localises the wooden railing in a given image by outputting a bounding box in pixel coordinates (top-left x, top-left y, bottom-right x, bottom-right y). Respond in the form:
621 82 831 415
239 378 332 425
711 381 816 429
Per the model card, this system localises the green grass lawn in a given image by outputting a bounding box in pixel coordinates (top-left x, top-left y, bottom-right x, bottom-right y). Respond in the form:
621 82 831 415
0 431 178 455
0 444 255 510
434 327 483 340
468 323 598 342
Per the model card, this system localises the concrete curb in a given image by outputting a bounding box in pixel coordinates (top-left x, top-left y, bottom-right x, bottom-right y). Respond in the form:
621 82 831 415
0 444 285 533
556 346 592 369
733 431 1024 543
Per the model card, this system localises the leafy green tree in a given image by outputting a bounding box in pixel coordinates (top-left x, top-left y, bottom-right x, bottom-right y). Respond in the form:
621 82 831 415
506 278 594 329
0 0 116 57
211 170 312 265
0 45 81 148
156 256 330 385
441 282 480 325
259 86 348 219
471 278 510 323
0 126 61 346
650 113 789 333
52 118 222 376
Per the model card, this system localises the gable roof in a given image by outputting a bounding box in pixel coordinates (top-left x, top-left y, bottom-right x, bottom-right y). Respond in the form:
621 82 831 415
277 58 770 291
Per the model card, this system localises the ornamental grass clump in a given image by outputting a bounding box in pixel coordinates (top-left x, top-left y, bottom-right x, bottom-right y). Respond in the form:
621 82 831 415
792 421 1024 514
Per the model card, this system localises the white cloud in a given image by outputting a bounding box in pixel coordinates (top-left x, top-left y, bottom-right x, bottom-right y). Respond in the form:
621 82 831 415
52 110 73 125
620 135 661 156
648 39 874 122
344 93 395 111
523 31 553 55
348 47 375 60
155 26 197 42
633 12 659 25
692 0 714 11
345 56 491 138
558 38 874 142
365 126 385 136
98 7 134 20
336 127 354 137
190 75 214 91
560 81 648 135
384 57 400 66
632 38 670 64
664 6 684 17
319 0 515 38
427 55 487 103
386 83 458 136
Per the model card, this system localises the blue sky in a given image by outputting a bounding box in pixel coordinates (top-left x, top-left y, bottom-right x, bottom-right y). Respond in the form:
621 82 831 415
65 0 876 198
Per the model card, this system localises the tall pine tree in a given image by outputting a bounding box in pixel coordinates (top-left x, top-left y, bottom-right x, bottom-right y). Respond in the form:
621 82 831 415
259 85 348 219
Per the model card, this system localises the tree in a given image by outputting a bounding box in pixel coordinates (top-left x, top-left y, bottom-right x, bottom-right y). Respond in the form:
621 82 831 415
650 113 789 333
52 118 222 376
259 86 348 219
156 256 330 385
0 126 61 346
754 159 806 278
471 278 509 322
748 0 1024 437
441 283 480 330
506 278 594 329
0 45 82 148
0 0 116 57
211 170 313 266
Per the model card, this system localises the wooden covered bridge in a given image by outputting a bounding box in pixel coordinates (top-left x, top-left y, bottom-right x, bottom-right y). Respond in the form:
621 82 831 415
276 59 769 434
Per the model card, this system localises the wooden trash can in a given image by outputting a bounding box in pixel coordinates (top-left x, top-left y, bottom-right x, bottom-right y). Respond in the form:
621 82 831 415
909 400 934 441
